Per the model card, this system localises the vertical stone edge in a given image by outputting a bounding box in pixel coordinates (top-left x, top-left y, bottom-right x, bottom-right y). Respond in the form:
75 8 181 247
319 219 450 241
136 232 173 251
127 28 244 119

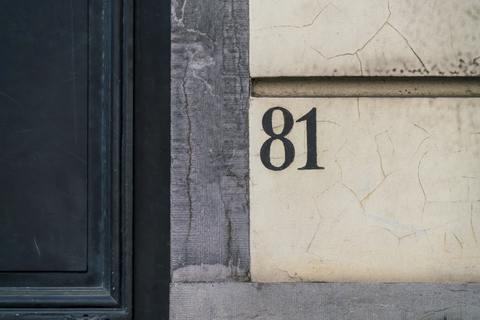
170 0 250 281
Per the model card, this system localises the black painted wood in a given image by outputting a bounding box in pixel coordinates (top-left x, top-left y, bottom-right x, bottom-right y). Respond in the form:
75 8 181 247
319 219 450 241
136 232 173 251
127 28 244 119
0 0 88 272
0 0 132 317
133 0 170 319
171 0 250 280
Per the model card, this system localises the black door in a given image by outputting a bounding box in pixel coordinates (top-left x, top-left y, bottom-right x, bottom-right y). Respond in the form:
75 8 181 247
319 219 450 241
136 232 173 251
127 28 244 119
0 1 170 319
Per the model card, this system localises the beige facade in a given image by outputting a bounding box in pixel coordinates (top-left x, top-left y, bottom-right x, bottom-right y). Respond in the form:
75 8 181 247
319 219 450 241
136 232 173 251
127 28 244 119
250 0 480 77
250 97 480 282
249 0 480 282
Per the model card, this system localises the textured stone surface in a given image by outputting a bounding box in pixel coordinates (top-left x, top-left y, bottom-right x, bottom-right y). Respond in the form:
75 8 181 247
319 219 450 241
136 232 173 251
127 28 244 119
171 282 480 319
171 0 250 280
250 97 480 282
250 0 480 77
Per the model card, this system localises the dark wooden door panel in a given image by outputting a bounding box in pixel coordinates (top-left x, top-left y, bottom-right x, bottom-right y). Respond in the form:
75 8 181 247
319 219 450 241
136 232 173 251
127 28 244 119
0 0 88 272
0 1 132 317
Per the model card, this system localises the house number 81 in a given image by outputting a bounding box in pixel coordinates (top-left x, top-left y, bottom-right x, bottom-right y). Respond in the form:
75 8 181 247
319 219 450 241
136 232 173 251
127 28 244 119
260 107 325 171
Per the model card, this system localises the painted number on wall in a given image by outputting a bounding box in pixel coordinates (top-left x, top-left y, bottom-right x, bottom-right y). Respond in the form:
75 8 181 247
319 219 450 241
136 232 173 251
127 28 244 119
260 107 325 171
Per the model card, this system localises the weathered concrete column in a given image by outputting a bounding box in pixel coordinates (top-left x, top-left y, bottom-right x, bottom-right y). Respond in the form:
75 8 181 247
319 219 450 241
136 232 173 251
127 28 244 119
171 0 480 318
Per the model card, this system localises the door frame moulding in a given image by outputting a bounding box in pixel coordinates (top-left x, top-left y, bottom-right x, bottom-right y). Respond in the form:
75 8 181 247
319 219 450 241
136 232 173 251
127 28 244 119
0 1 133 318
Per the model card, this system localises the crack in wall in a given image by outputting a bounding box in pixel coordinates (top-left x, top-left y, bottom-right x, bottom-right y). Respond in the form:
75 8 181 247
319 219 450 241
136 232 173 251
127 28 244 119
418 152 428 213
308 0 429 74
356 53 364 75
374 128 393 177
452 232 464 249
306 189 323 252
427 200 480 204
312 0 393 70
277 267 303 281
415 137 430 153
219 187 234 272
342 182 364 211
360 171 394 205
302 33 307 58
253 0 334 31
306 219 321 252
471 203 478 245
174 0 220 264
174 0 251 273
412 123 429 134
386 22 428 72
317 120 341 126
182 59 194 263
357 98 361 122
444 232 447 251
319 183 335 196
448 18 455 53
336 159 343 182
221 149 245 275
412 123 430 154
382 228 415 246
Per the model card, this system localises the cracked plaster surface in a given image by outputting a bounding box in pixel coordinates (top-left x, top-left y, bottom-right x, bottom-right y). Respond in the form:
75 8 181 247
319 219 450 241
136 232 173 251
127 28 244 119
250 0 480 76
249 97 480 282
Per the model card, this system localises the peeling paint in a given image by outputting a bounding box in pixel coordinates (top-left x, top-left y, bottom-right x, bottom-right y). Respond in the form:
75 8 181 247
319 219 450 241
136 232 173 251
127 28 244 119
250 97 480 282
250 0 480 76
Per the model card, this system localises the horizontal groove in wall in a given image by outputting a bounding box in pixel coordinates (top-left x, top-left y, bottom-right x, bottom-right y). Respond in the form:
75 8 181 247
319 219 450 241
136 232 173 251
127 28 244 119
251 77 480 97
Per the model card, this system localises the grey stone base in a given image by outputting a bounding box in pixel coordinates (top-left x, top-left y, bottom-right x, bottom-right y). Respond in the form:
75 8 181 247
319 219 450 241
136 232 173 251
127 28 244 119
171 282 480 319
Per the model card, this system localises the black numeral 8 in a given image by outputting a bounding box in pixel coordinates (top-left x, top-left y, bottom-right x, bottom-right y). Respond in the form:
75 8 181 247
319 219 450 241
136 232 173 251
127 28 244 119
260 107 295 171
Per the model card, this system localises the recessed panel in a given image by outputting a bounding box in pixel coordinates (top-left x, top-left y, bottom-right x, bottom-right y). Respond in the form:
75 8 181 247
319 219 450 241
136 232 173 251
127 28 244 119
0 0 88 271
250 97 480 282
250 0 480 77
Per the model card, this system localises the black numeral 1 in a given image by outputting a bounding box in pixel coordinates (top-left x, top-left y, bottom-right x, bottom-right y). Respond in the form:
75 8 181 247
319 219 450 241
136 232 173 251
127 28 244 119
296 107 324 170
